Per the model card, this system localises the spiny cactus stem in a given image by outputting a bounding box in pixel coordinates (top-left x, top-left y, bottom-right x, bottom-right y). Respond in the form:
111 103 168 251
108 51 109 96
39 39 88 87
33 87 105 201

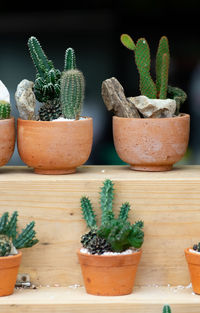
64 48 76 71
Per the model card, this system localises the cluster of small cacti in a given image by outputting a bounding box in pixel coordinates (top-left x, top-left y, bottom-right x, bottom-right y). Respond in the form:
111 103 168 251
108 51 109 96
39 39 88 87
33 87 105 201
80 179 144 254
81 229 112 254
0 211 38 257
27 36 85 121
193 242 200 252
120 34 187 114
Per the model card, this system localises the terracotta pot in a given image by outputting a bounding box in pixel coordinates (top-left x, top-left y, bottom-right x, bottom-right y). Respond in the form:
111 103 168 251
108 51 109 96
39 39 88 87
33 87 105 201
77 249 142 296
17 117 93 174
0 251 22 296
0 117 15 167
113 114 190 171
185 247 200 294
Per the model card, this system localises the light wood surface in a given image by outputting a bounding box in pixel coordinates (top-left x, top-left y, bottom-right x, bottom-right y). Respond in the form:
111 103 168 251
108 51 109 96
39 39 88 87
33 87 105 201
0 165 200 287
0 286 200 313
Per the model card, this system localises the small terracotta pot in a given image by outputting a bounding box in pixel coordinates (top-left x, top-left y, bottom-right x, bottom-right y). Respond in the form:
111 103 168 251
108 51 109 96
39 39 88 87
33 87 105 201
77 249 142 296
0 251 22 296
17 117 93 174
113 114 190 171
185 247 200 294
0 117 15 167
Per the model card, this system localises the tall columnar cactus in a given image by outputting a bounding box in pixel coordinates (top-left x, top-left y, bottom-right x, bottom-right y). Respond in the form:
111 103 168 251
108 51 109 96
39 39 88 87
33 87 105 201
64 47 76 71
60 69 85 119
0 101 11 119
120 34 187 111
28 36 61 103
0 211 38 257
163 305 172 313
80 179 144 253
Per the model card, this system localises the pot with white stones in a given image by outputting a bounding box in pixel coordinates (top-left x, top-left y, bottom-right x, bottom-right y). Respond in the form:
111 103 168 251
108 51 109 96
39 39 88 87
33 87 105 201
77 179 144 296
101 34 190 172
16 36 93 174
185 243 200 295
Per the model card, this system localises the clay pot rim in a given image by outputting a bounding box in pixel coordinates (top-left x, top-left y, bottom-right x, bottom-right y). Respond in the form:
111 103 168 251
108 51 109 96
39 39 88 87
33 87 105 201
113 113 190 121
0 250 22 260
18 116 92 125
184 247 200 256
0 116 14 123
77 248 142 258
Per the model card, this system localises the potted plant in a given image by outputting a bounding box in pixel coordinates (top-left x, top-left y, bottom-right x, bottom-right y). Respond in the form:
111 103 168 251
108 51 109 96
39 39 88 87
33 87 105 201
0 211 38 296
15 36 93 174
0 81 15 168
185 242 200 294
101 34 190 171
77 179 144 296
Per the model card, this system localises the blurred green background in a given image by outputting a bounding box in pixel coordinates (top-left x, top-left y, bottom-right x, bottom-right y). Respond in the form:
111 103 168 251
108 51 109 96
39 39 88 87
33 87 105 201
0 1 200 166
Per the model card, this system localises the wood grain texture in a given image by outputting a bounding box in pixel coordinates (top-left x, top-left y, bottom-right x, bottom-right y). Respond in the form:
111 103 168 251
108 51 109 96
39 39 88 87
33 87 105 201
0 165 200 287
0 286 200 313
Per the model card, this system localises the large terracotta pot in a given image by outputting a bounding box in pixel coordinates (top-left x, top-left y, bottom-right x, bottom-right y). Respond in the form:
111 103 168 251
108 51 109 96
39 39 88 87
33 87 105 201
0 251 22 296
17 117 93 174
185 248 200 294
113 114 190 171
0 117 15 167
77 249 142 296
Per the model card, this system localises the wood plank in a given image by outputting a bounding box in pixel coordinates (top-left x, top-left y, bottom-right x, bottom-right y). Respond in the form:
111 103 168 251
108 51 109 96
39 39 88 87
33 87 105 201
0 166 200 286
0 286 199 313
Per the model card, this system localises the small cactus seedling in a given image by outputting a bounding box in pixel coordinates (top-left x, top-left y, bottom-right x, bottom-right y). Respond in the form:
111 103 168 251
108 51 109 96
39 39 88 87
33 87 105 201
120 34 187 113
193 242 200 252
80 179 144 254
0 211 38 257
163 305 172 313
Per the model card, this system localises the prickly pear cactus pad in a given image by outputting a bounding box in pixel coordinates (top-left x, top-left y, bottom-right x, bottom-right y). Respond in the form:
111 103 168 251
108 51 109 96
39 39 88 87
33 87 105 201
80 179 144 254
0 80 11 119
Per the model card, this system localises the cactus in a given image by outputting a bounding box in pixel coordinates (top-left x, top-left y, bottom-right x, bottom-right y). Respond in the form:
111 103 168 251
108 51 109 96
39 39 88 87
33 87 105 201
28 36 61 103
60 69 85 119
163 305 171 313
0 211 38 257
39 100 62 121
120 33 187 111
0 101 11 119
193 242 200 252
80 179 144 253
0 235 11 256
64 48 76 71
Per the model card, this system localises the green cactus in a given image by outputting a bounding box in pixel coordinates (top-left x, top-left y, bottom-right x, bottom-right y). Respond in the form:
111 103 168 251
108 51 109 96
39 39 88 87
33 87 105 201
28 36 61 103
80 179 144 253
156 36 170 97
0 211 38 256
0 235 11 256
120 33 187 111
163 305 171 313
167 85 187 115
64 48 76 71
60 69 85 119
0 101 11 119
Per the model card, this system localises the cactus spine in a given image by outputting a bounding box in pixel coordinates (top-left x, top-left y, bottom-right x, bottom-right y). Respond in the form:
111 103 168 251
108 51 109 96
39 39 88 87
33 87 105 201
60 69 85 119
0 101 11 119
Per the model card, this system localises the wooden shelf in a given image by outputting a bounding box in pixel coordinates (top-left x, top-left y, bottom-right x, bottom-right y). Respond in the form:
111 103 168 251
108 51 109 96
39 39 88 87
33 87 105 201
0 285 200 313
1 165 200 312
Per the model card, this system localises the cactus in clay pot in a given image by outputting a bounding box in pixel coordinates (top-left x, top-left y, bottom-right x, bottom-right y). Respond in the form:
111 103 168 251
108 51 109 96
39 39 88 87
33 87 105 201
0 211 38 257
120 34 187 113
80 179 144 254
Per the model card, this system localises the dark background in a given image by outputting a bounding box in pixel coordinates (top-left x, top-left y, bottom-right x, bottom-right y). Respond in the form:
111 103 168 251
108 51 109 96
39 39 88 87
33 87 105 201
1 2 200 166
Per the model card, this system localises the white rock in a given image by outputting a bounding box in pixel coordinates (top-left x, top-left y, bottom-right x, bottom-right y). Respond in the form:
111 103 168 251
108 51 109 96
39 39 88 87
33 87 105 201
0 80 10 103
129 95 176 118
15 79 36 120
